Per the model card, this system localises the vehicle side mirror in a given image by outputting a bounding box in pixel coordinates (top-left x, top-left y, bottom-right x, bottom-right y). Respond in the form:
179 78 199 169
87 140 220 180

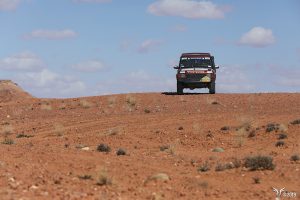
215 65 220 69
173 66 179 69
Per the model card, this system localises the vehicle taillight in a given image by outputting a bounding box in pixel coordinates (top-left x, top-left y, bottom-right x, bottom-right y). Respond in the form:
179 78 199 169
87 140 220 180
176 73 186 79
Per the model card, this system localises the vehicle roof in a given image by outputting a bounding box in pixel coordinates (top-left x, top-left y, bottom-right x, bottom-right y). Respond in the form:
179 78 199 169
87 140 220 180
181 53 211 57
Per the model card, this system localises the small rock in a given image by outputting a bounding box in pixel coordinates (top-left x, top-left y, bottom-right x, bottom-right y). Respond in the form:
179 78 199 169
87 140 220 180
30 185 38 190
149 173 170 181
81 147 90 151
212 147 224 152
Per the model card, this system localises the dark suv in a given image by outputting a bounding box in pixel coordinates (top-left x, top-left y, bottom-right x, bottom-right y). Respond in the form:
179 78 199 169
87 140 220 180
174 53 219 94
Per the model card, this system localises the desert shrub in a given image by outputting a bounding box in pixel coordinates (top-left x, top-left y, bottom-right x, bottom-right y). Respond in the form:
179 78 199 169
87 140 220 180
144 109 151 114
278 133 287 140
211 101 219 105
97 144 111 152
126 96 136 106
2 138 14 145
215 163 225 171
275 141 285 147
198 162 210 172
253 177 261 184
116 148 126 156
1 125 14 135
54 123 65 137
224 162 235 170
40 104 52 111
78 175 92 180
160 145 169 151
248 130 256 138
290 119 300 125
290 154 300 162
178 126 183 130
244 155 275 171
106 128 119 136
232 158 242 168
266 123 279 133
220 126 230 131
16 134 33 138
79 99 92 109
96 170 112 186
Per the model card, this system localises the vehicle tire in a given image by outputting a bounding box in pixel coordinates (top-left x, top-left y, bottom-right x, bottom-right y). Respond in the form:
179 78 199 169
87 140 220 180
177 82 184 95
209 82 215 94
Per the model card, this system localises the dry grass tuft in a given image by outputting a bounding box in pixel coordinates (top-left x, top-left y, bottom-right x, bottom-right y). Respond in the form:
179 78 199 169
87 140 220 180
244 155 275 171
1 124 14 136
54 123 65 136
79 99 93 109
40 104 52 111
198 161 210 172
108 97 116 108
2 138 14 145
96 169 112 186
125 95 137 111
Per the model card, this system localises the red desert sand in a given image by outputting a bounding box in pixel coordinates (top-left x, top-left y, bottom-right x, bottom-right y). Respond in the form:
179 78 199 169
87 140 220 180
0 81 299 199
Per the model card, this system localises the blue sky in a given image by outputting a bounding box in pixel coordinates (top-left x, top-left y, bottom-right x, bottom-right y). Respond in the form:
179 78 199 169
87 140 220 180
0 0 299 97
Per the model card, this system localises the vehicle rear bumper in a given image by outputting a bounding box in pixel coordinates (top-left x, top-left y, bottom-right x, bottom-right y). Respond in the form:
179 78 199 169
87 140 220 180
178 81 211 88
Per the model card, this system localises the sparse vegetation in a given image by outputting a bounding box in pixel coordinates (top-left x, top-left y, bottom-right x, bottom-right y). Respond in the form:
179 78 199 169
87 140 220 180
1 124 14 136
96 169 112 186
78 175 92 180
220 126 230 131
248 130 256 138
278 133 287 140
2 138 14 145
275 141 285 147
105 127 120 136
290 119 300 125
16 134 33 138
54 123 65 137
160 145 169 151
58 104 67 110
125 95 137 112
290 154 300 162
116 148 126 156
108 97 116 108
215 163 225 171
211 101 219 105
97 144 111 152
232 158 242 168
40 104 52 111
244 155 275 171
79 99 92 109
144 109 151 113
266 123 279 133
253 177 261 184
198 162 210 172
178 126 183 130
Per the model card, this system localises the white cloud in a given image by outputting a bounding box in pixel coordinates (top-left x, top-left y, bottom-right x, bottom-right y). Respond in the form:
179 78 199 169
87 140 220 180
73 0 112 3
0 51 45 71
218 65 256 92
24 29 78 40
147 0 229 19
16 69 87 98
0 0 21 11
71 60 106 72
238 27 275 48
137 39 162 53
